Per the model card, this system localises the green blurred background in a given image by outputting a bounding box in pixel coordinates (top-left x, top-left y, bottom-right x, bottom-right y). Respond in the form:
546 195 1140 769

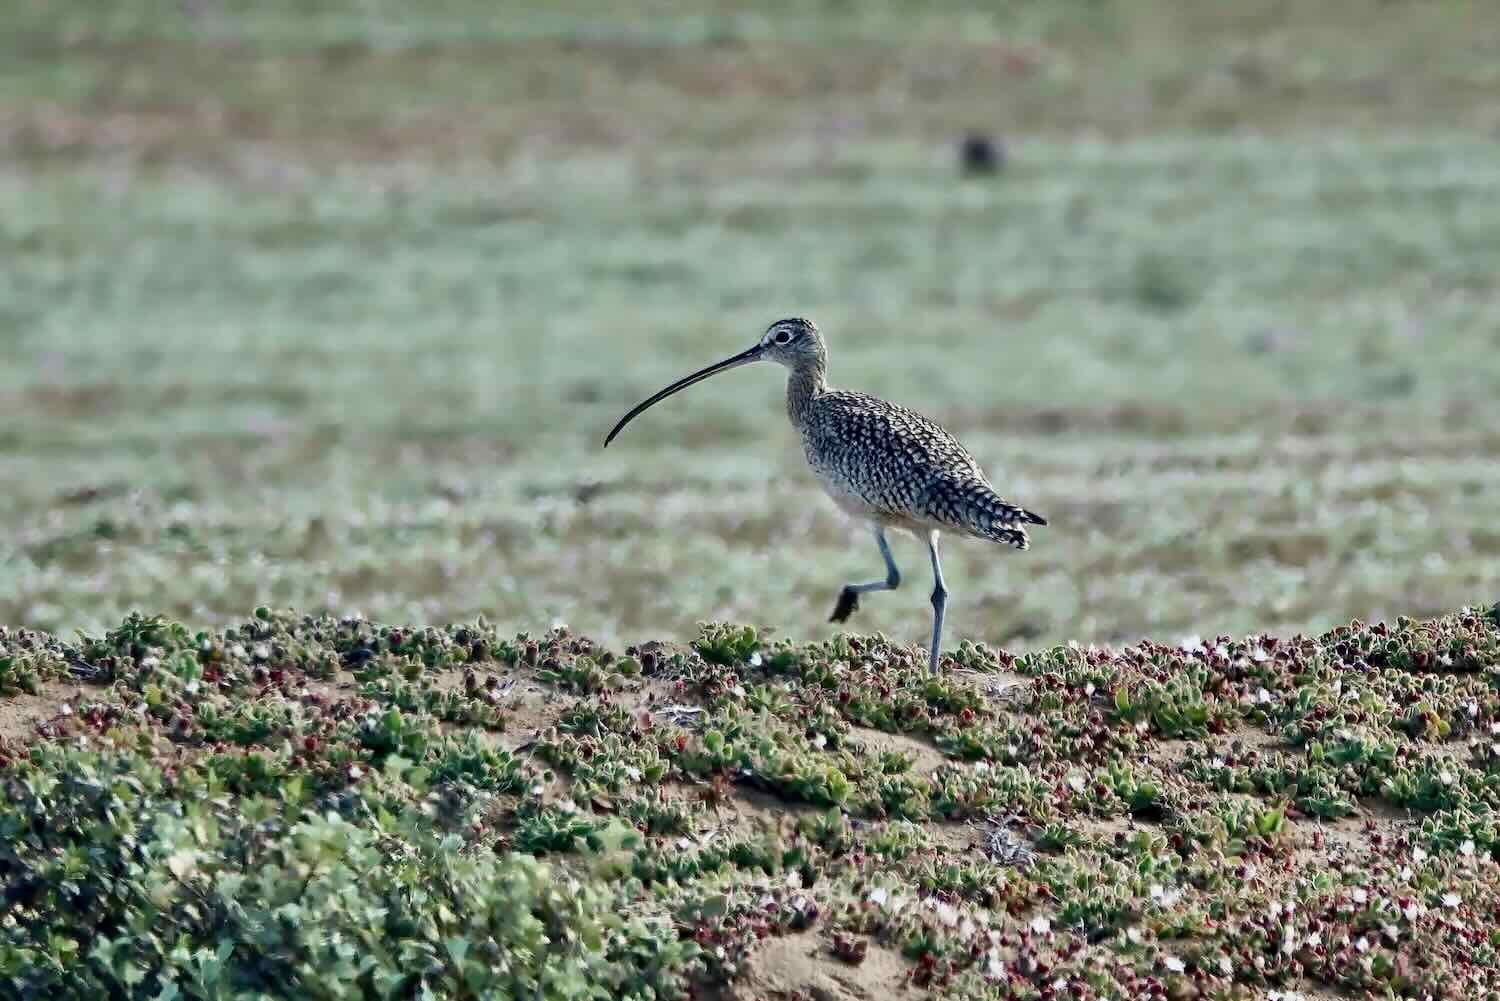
2 0 1498 652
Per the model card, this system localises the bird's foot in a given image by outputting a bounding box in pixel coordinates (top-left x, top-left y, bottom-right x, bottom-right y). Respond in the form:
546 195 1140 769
829 587 859 623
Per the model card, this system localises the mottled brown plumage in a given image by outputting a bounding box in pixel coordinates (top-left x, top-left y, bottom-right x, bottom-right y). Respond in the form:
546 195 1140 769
799 388 1044 548
604 317 1046 673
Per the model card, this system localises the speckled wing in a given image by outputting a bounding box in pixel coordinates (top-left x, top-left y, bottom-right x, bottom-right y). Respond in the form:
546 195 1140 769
801 391 1043 546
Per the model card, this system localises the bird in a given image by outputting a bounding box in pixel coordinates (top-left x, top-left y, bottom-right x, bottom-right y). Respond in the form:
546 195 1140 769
958 131 1005 177
603 317 1046 675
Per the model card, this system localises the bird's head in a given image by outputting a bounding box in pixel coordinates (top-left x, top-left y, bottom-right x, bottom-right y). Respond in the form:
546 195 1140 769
755 317 825 369
603 316 826 447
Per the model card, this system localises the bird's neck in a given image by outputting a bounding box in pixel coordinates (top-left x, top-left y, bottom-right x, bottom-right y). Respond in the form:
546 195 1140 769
786 362 827 427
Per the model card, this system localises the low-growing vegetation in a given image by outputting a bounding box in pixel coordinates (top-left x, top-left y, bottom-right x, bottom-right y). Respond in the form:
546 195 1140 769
5 605 1500 998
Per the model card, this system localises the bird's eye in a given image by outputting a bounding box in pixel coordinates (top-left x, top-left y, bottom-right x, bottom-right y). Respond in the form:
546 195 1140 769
774 330 793 345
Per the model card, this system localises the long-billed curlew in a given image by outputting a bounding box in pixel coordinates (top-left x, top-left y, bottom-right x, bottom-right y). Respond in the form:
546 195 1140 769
604 317 1046 674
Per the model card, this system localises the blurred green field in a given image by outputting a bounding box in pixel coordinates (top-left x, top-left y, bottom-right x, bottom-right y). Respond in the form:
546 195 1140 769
3 0 1499 656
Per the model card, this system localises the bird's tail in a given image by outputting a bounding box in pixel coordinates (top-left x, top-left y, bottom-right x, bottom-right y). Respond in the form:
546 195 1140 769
984 510 1044 555
935 478 1046 551
987 525 1032 550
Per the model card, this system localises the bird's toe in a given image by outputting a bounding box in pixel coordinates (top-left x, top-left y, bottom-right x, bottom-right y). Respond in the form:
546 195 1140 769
829 588 859 623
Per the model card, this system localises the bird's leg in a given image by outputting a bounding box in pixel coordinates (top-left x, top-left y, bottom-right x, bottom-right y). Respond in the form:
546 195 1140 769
927 530 948 675
829 527 900 623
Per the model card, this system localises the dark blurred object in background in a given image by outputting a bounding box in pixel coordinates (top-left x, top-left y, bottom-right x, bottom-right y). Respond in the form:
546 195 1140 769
959 131 1005 176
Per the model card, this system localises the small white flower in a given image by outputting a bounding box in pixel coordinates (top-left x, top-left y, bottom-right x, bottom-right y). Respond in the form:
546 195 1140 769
1460 839 1476 857
625 766 642 782
1442 892 1461 909
252 643 270 661
1354 936 1369 953
1164 955 1185 973
1067 774 1086 793
1218 955 1232 974
986 953 1006 978
974 761 991 773
1413 847 1429 863
935 901 959 926
813 733 827 749
1149 883 1165 900
1464 701 1478 717
731 685 746 698
1030 915 1051 934
749 652 762 667
1402 900 1422 920
869 888 888 906
1352 888 1368 904
1251 647 1269 663
349 765 364 779
1084 682 1095 696
785 871 802 888
1126 927 1144 945
1256 687 1274 705
1053 977 1068 992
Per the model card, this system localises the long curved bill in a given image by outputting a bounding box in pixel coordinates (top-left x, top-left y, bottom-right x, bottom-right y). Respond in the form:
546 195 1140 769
603 344 763 447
